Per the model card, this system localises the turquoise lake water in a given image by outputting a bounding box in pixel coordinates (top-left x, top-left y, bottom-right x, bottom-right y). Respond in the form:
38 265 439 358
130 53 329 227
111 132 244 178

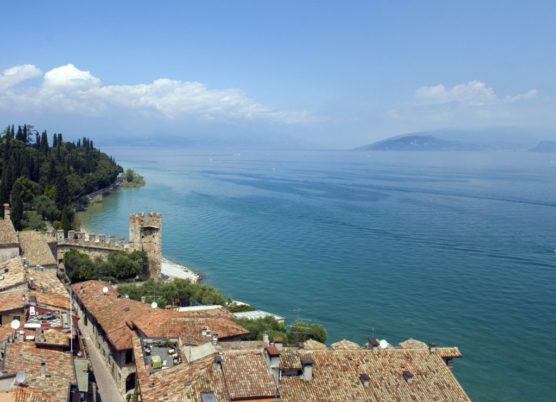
80 148 556 401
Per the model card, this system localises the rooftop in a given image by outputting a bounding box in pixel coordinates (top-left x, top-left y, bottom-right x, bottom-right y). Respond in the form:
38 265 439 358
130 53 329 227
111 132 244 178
26 268 68 297
0 215 17 247
18 231 56 267
0 257 25 292
3 340 76 402
72 280 247 351
175 340 470 402
33 292 71 310
0 291 26 313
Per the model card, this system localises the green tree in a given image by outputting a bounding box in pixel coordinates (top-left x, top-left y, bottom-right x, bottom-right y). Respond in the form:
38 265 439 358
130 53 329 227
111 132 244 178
287 321 327 344
10 179 24 230
234 316 287 342
60 205 73 235
125 168 135 182
35 195 59 221
64 250 96 283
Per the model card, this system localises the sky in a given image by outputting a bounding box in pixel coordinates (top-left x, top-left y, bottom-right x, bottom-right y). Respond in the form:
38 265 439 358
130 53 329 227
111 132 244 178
1 0 555 148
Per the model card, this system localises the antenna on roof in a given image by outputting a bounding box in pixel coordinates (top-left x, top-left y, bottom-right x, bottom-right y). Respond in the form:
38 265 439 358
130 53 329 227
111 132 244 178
10 319 21 330
102 286 109 295
151 301 158 309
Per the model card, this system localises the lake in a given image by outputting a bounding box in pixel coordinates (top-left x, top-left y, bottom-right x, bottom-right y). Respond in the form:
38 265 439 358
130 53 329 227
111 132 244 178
80 148 556 401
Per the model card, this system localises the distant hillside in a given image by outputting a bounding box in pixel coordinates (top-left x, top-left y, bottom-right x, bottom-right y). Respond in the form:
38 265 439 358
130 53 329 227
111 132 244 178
529 141 556 152
356 128 550 152
356 134 480 151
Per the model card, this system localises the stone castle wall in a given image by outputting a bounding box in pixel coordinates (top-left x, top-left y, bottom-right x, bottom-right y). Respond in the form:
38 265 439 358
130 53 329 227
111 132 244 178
54 211 162 279
128 212 162 279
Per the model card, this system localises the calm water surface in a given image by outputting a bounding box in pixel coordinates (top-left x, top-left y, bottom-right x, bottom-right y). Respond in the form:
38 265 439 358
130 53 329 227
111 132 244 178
80 149 556 401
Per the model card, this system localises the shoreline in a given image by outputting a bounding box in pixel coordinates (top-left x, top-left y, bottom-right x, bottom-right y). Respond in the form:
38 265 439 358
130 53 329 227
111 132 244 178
76 177 203 284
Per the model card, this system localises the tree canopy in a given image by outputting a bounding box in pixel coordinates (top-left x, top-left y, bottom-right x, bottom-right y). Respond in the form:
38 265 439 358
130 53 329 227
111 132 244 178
117 278 225 307
0 124 122 231
64 249 148 283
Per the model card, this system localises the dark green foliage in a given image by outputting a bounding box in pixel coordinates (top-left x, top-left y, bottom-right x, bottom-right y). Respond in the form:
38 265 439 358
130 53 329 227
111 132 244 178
0 124 122 227
234 316 287 342
287 320 327 344
117 278 225 308
64 249 149 283
64 250 96 283
121 168 145 188
227 303 256 313
21 211 46 231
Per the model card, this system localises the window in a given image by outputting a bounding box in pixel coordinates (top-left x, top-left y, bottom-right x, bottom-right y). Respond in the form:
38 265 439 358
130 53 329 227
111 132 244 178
125 349 134 364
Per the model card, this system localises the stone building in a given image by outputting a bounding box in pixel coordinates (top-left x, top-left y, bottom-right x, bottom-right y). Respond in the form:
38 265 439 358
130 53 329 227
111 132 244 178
0 204 19 263
55 211 163 279
134 337 470 402
128 212 162 279
70 280 247 398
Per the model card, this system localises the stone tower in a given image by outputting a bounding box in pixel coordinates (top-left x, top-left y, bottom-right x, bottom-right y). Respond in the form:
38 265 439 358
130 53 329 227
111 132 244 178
128 212 162 279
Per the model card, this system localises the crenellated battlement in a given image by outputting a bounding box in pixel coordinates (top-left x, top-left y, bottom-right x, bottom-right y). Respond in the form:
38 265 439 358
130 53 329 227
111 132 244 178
54 229 126 251
54 211 162 279
128 211 162 279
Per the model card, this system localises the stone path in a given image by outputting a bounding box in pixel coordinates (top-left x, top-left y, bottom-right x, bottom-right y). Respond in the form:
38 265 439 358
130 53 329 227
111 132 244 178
79 321 123 402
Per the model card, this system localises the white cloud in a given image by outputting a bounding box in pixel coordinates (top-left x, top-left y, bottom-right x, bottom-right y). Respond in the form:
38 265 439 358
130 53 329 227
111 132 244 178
43 64 101 90
0 64 42 90
382 80 543 129
0 63 315 125
414 80 536 106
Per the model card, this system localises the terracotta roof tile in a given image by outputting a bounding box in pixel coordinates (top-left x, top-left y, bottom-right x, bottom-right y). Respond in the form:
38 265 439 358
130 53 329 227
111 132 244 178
399 338 428 349
72 281 248 351
279 348 471 402
436 347 463 359
174 342 470 402
0 290 26 313
301 339 327 350
3 341 76 402
330 339 361 350
0 217 18 246
0 257 25 292
33 292 70 310
26 269 67 297
221 351 278 400
18 232 56 267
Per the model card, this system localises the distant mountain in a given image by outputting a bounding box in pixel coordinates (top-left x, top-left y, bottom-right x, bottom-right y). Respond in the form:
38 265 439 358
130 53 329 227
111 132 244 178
529 141 556 152
356 127 555 152
356 134 481 151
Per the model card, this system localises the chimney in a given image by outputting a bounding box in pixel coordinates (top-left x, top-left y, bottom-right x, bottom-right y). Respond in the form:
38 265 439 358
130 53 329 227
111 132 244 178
403 370 414 384
40 362 47 378
263 331 269 345
265 345 280 383
274 336 284 351
300 355 315 382
428 341 437 353
368 337 380 350
359 373 370 387
213 355 222 371
3 203 9 220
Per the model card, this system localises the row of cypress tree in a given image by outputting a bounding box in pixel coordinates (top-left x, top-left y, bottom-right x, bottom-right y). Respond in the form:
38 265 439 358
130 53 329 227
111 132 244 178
0 124 122 231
